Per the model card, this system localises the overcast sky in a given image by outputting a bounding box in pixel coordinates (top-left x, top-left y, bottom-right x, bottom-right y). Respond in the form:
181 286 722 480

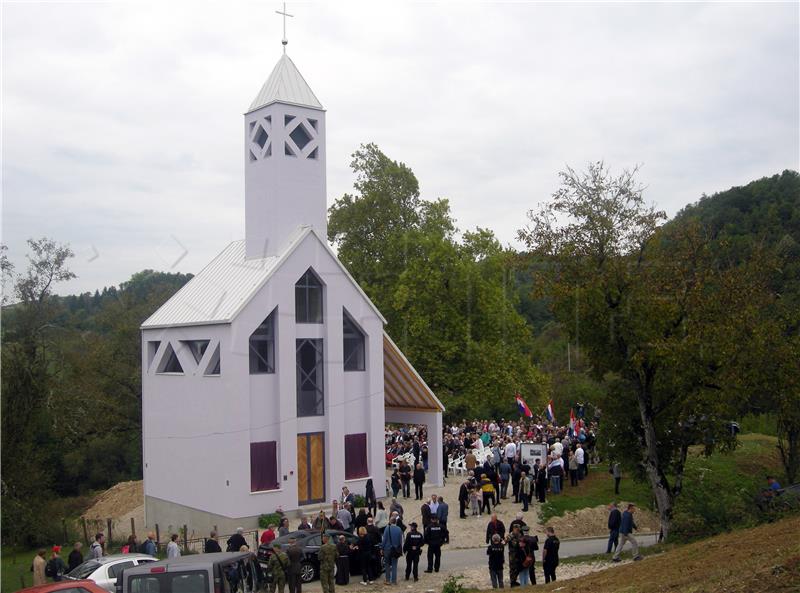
3 1 798 295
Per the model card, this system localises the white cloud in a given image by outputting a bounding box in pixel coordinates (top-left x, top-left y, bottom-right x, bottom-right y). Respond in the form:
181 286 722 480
2 1 798 294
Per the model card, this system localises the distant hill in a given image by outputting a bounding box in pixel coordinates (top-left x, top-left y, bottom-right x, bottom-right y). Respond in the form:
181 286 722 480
672 169 800 262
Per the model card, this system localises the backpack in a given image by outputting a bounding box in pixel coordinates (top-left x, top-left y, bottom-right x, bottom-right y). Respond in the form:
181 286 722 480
45 559 57 578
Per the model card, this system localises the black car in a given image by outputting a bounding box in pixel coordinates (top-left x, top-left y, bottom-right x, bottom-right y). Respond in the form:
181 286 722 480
257 529 381 583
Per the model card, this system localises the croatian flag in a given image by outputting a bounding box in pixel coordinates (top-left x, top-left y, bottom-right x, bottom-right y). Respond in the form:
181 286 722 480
569 408 577 435
545 400 556 424
515 394 533 418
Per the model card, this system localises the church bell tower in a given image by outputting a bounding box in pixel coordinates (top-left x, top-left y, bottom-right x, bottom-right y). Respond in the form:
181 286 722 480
244 53 326 259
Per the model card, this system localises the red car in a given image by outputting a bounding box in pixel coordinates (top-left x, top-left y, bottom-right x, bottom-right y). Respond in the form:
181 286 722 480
16 579 107 593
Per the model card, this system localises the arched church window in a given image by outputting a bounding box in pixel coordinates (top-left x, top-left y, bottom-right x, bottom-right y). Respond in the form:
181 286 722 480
343 309 366 371
295 269 323 324
249 308 277 374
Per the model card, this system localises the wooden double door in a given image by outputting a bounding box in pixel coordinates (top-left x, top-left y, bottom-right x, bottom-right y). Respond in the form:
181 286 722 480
297 432 325 505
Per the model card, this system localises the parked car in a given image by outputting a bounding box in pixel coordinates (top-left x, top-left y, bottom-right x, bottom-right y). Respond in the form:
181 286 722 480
257 529 380 583
119 552 261 593
16 579 108 593
64 554 157 593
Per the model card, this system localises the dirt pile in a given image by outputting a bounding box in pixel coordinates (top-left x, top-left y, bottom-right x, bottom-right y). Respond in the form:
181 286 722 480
546 504 659 538
83 480 143 519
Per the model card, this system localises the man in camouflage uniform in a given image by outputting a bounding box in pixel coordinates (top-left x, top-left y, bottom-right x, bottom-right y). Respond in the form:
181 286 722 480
267 543 288 593
506 524 524 587
318 533 338 593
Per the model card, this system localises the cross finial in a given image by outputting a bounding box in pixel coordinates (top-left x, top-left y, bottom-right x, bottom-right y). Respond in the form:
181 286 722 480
275 2 294 54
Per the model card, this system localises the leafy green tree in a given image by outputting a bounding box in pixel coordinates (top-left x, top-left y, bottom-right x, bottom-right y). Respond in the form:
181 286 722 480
1 238 76 545
518 162 772 539
330 143 548 417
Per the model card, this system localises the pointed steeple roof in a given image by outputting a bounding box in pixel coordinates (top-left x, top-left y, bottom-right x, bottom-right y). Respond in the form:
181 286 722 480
248 54 323 112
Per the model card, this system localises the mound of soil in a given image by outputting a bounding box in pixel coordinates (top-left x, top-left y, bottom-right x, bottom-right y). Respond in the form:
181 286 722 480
546 504 660 537
83 480 143 519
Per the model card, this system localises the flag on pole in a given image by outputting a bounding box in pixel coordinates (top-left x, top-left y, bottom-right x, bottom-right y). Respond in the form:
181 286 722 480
569 408 577 435
545 400 556 424
515 394 533 418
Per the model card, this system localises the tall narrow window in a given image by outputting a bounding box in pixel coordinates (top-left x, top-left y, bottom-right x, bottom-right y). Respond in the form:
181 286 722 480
343 310 366 371
344 433 368 480
249 309 276 374
295 269 323 324
250 441 279 492
296 339 324 417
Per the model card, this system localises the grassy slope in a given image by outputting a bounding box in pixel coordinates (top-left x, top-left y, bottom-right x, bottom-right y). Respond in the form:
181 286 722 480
534 514 800 593
540 433 784 526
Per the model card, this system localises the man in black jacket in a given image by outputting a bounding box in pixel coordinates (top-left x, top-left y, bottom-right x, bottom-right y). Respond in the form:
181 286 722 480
606 502 621 554
423 517 444 573
542 527 559 584
413 463 426 500
403 522 424 581
227 528 247 552
485 514 506 544
204 531 222 553
286 538 304 593
458 480 470 519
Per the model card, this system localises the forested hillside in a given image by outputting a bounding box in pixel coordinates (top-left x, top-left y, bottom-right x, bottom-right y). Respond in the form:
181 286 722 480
1 155 798 545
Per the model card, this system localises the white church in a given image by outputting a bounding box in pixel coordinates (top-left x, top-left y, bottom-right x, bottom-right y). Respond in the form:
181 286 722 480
140 48 444 532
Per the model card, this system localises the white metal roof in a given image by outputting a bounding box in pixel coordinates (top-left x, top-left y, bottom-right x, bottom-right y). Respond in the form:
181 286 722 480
248 54 323 112
141 241 280 329
141 227 386 329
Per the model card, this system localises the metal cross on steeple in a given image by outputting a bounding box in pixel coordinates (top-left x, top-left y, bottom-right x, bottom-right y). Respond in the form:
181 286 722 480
275 2 294 53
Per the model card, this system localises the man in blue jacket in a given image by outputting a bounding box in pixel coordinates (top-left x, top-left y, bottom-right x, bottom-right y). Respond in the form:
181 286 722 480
436 497 449 544
606 502 621 554
612 504 642 562
381 517 403 584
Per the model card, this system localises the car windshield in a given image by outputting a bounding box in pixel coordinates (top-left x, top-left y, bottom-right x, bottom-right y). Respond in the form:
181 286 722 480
68 559 102 579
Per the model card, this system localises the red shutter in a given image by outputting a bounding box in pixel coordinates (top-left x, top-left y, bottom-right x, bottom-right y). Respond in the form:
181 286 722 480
344 433 368 480
250 441 279 491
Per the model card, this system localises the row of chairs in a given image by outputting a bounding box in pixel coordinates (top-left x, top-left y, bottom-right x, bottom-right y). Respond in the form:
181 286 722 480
447 447 494 475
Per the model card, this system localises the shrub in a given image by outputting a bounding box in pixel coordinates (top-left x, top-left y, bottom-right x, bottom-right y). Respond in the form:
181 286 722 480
353 494 367 508
259 513 283 529
441 575 465 593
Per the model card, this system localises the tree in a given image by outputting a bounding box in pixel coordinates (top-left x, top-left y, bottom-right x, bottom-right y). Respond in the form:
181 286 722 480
330 143 548 417
518 162 771 539
1 238 76 545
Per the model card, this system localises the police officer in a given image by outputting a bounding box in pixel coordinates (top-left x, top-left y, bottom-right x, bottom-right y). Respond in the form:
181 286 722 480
423 516 444 573
267 543 289 593
318 533 338 593
403 522 424 582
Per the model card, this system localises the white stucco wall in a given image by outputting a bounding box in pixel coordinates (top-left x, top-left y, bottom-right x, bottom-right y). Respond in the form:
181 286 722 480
142 231 387 525
245 102 327 259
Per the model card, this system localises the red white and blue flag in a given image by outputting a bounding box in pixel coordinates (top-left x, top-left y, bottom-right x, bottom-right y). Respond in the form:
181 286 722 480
515 394 533 418
545 400 556 424
569 408 577 435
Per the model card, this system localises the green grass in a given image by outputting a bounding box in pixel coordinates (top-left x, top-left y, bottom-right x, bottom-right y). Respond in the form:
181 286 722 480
539 433 784 529
539 469 653 523
2 548 41 592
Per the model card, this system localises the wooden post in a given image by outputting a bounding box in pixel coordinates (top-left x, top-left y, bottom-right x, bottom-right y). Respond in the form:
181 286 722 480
83 518 89 545
183 525 188 553
130 517 136 538
155 524 160 551
63 519 68 544
107 518 113 553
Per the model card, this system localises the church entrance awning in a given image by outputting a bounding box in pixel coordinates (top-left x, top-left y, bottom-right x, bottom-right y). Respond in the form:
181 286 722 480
383 333 445 412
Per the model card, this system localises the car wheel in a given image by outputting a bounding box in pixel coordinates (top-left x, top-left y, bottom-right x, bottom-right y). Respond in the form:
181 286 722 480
300 561 316 583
